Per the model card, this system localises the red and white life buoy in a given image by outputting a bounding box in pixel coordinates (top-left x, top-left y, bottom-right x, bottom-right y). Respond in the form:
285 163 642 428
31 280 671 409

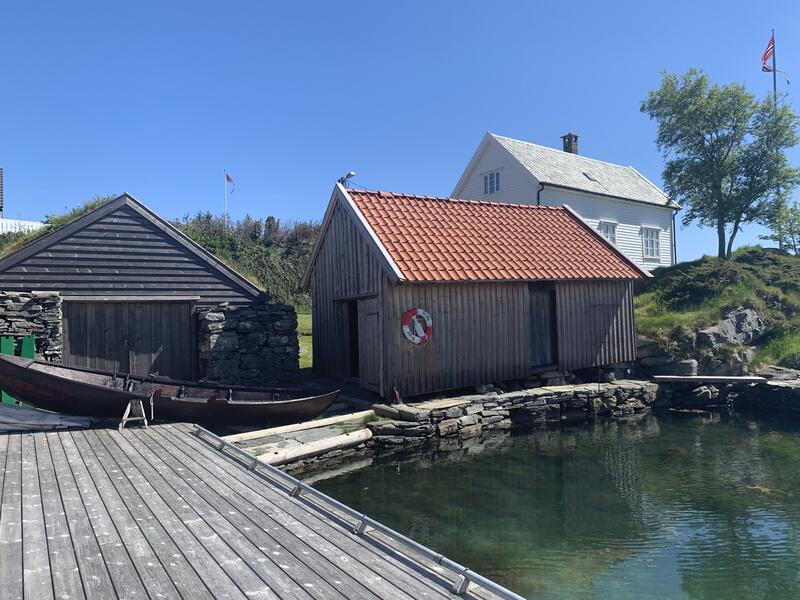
402 308 432 346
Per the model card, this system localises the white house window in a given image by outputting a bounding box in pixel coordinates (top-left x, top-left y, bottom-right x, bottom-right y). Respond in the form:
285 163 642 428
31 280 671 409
598 221 617 244
483 170 501 195
642 228 660 260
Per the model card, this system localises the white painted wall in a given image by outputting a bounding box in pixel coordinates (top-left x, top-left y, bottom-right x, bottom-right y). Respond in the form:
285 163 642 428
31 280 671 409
0 218 44 235
453 138 675 270
455 139 540 204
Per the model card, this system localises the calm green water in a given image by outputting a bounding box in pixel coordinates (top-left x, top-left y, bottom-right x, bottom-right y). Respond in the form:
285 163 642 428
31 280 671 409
314 412 800 599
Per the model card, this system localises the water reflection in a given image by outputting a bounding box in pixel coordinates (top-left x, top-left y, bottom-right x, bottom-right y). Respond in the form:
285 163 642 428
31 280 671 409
314 411 800 599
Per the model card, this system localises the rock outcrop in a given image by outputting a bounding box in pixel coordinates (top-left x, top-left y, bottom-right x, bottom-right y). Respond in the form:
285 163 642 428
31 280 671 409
697 308 767 349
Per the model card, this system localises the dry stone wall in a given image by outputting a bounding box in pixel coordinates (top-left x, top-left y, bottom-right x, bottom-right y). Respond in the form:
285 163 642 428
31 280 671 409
0 291 62 361
197 301 300 386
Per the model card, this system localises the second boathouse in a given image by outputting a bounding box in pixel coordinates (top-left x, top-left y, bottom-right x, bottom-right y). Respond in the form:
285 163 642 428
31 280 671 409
303 183 648 399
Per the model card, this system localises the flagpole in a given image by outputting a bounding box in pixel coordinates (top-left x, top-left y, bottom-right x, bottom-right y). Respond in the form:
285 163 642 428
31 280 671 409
223 169 228 227
772 28 778 106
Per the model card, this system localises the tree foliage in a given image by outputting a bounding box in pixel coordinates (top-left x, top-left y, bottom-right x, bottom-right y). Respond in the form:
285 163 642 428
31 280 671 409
173 212 319 309
641 69 800 258
761 201 800 255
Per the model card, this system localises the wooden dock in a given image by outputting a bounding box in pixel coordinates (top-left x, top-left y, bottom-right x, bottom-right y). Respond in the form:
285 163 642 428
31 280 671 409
0 422 521 600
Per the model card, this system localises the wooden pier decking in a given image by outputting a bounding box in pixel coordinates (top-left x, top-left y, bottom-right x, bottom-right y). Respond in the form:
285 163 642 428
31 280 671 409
0 422 520 600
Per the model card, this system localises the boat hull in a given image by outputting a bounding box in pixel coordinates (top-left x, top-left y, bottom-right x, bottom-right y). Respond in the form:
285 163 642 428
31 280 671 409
0 354 339 424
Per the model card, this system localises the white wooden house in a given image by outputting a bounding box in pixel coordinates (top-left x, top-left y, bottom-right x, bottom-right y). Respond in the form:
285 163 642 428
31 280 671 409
452 132 680 271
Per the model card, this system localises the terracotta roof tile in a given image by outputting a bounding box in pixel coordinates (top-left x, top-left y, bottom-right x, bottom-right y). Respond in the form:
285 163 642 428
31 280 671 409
347 189 646 282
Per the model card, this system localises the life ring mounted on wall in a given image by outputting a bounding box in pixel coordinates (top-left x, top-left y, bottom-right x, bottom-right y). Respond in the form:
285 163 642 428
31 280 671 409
401 308 432 346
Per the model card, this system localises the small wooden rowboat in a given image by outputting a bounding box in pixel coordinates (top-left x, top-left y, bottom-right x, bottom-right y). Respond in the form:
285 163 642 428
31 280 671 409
0 354 340 424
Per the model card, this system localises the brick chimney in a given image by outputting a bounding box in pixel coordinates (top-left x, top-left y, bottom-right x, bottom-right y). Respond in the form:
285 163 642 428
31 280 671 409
561 132 579 154
0 167 4 218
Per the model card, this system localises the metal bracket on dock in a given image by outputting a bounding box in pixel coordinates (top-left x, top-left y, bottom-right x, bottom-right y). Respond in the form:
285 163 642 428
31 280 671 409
353 518 368 535
452 574 470 595
290 484 303 498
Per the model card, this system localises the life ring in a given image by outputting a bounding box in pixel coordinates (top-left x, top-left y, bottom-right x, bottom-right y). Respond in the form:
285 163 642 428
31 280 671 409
402 308 432 346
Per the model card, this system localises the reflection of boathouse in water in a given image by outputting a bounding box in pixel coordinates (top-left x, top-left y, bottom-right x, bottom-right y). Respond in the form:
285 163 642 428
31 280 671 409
303 183 648 399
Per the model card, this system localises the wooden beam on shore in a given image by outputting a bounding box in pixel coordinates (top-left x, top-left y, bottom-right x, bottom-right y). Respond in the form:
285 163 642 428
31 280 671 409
223 409 375 443
653 375 768 384
250 428 373 466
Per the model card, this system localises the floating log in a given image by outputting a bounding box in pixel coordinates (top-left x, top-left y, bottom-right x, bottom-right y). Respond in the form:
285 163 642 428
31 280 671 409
224 409 375 443
251 428 373 466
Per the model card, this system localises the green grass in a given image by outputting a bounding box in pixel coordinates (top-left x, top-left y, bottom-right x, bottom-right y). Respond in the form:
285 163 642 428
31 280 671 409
753 329 800 369
297 311 313 369
636 247 800 368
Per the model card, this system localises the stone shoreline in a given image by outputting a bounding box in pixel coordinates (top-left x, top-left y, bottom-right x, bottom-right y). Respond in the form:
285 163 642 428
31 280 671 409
283 380 658 475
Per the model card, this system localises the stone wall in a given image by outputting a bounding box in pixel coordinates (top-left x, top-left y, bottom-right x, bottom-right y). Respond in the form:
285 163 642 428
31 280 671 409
0 291 62 361
197 301 300 386
367 380 658 449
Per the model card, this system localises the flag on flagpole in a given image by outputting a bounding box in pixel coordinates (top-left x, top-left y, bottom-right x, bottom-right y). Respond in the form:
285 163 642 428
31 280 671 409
762 33 790 84
762 34 775 72
225 170 236 193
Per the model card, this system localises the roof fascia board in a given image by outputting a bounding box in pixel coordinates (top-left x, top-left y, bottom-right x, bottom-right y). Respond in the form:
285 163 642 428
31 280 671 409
120 194 264 298
627 166 680 209
543 182 678 211
337 184 404 284
561 204 651 279
0 195 129 273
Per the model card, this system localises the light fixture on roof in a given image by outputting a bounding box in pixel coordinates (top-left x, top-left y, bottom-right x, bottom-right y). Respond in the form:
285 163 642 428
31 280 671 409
338 171 356 188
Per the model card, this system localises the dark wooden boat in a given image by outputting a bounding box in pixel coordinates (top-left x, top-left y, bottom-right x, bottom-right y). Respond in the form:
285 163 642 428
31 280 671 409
0 354 340 424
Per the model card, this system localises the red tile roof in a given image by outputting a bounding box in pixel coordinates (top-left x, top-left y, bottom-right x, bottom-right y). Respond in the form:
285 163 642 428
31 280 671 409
347 190 646 282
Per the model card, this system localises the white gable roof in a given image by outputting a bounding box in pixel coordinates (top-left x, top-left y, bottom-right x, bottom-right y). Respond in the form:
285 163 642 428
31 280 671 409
483 133 678 208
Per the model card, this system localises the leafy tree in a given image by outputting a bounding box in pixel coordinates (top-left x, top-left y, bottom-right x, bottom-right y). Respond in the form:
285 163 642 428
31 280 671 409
641 69 800 258
761 201 800 254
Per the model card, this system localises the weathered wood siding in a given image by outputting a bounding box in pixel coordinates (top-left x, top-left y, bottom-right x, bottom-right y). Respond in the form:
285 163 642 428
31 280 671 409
0 204 256 305
384 283 530 398
62 299 195 379
309 202 387 393
555 280 636 369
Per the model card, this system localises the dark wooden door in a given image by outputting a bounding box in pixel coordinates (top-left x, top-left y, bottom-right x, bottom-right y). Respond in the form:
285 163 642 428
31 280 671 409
62 300 195 379
530 286 558 367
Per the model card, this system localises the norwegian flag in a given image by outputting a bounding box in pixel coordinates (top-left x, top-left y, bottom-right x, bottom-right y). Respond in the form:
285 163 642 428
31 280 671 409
762 35 775 72
762 33 790 84
225 170 235 193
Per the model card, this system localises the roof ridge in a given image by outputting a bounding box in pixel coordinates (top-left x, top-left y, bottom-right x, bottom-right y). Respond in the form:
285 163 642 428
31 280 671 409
348 188 563 211
491 133 644 172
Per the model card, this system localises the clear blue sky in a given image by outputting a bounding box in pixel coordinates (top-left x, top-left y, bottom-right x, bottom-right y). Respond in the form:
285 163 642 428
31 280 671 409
1 0 798 261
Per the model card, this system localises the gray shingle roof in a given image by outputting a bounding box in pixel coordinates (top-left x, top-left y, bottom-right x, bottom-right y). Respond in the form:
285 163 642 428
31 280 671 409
493 134 678 208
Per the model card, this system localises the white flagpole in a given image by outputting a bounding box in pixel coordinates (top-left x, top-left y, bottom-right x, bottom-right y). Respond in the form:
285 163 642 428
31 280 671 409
224 169 228 226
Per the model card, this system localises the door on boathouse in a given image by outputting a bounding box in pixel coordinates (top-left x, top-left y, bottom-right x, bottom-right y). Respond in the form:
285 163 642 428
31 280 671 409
62 298 196 379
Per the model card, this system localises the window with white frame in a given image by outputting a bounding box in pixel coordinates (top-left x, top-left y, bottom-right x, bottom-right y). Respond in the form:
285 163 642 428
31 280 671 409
598 221 617 244
483 170 501 195
642 228 660 260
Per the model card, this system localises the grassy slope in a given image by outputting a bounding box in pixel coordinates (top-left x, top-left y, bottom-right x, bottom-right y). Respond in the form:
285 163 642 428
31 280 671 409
297 311 313 369
636 246 800 369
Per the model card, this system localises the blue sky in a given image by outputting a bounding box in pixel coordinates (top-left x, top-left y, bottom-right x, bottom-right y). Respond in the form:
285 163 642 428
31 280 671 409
1 0 798 261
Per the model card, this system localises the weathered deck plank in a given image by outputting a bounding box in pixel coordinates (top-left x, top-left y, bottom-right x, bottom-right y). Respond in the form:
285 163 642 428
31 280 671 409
0 434 23 600
163 423 458 600
21 434 55 600
145 424 405 600
32 433 86 600
1 424 516 600
90 429 250 600
121 428 319 600
69 430 214 600
99 429 277 599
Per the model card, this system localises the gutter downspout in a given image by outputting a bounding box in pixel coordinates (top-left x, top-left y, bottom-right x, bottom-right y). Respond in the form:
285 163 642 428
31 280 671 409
671 209 677 265
536 182 545 206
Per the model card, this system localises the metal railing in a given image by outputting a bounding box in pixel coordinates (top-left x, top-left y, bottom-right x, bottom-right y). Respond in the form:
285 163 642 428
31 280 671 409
0 218 44 235
192 424 526 600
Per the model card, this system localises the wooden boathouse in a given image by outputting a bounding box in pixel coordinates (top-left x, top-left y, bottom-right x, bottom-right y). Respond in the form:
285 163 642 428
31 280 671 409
0 193 264 379
302 184 648 399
